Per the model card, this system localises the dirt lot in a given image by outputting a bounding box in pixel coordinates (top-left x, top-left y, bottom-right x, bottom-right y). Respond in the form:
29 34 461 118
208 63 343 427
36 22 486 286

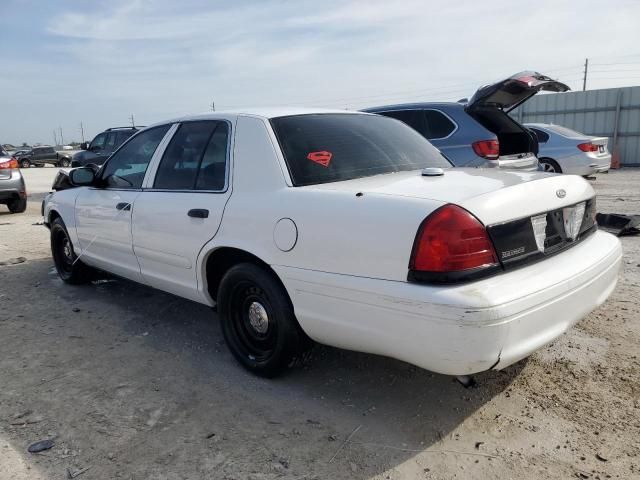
1 169 638 480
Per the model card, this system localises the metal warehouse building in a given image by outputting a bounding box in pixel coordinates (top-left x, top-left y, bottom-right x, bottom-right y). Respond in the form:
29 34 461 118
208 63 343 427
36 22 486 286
510 86 640 167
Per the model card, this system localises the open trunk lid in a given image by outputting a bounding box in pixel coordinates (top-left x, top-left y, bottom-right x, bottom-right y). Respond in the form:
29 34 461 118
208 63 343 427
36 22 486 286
467 71 570 113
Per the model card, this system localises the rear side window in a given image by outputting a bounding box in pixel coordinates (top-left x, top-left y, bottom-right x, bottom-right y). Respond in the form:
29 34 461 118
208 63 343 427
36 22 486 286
530 128 549 143
423 110 456 139
154 121 228 191
271 114 450 186
379 110 427 137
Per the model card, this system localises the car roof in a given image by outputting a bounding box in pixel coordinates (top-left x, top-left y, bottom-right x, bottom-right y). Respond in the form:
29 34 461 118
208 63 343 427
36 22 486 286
361 102 465 113
524 123 553 128
148 108 365 128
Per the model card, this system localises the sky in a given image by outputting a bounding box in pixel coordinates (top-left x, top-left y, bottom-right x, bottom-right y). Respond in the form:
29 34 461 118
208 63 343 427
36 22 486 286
1 0 640 145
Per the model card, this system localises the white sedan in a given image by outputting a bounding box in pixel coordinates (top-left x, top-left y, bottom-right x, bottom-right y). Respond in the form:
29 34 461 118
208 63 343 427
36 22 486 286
43 109 622 378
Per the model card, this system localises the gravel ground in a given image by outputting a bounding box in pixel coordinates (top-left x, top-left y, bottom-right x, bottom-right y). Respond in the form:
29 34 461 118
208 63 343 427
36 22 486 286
0 169 638 480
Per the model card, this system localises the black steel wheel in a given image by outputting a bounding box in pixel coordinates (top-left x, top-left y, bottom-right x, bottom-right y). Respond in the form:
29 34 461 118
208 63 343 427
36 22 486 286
218 263 310 377
19 158 31 168
59 158 71 168
50 217 92 284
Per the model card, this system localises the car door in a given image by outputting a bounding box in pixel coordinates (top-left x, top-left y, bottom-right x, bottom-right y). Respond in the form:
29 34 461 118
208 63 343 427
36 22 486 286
74 125 172 283
132 120 232 302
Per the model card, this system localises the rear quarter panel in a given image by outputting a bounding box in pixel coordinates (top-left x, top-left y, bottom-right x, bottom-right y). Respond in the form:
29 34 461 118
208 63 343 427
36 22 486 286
432 105 495 167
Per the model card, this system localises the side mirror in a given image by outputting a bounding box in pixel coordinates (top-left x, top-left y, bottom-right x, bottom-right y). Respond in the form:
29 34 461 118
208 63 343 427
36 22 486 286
80 142 89 150
69 167 96 186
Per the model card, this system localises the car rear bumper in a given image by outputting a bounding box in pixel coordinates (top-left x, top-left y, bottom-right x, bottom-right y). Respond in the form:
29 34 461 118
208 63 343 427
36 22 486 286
493 153 539 171
274 230 621 375
0 171 26 202
559 152 611 176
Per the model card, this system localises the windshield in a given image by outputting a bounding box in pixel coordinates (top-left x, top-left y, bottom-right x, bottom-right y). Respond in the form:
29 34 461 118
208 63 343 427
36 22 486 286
271 113 451 186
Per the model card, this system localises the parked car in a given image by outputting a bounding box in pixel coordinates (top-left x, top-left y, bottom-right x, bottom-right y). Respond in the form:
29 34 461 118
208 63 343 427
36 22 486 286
71 126 139 168
43 109 621 378
363 71 570 171
15 145 71 168
525 123 611 175
0 147 27 213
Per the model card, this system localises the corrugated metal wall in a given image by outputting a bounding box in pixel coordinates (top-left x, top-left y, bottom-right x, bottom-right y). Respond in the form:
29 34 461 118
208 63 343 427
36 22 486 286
510 86 640 166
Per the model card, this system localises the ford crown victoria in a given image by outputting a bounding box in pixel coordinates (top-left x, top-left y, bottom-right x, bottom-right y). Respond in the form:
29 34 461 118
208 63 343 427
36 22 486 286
42 109 622 378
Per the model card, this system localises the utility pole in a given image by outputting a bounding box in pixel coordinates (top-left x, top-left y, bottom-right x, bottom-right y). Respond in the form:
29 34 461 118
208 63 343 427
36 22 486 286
53 130 58 146
211 101 215 112
79 122 85 143
59 127 64 146
129 114 135 127
582 58 588 91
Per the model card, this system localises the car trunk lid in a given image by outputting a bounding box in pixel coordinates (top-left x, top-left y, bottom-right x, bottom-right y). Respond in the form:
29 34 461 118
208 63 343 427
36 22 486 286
467 71 570 113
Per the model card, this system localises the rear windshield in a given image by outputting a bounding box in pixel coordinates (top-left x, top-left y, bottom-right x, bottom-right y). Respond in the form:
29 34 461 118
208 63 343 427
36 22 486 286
544 124 586 138
271 114 451 186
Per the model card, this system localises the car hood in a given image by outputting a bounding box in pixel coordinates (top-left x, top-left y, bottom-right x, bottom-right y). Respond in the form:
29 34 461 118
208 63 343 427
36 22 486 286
304 168 594 226
467 71 570 113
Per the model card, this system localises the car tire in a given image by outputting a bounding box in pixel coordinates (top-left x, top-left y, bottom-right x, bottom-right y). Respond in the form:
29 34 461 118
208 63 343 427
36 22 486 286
19 159 30 168
50 217 92 284
539 158 562 174
7 197 27 214
59 158 71 168
218 262 311 378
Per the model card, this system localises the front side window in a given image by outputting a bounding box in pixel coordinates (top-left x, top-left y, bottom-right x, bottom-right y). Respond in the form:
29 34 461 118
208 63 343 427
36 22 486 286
100 125 171 189
154 121 228 191
271 114 450 186
90 133 107 151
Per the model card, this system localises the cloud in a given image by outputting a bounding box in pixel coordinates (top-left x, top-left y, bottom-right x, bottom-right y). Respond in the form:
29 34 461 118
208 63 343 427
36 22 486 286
1 0 640 143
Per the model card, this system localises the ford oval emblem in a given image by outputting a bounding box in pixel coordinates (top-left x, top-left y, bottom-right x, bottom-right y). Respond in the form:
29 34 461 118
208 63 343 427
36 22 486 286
556 189 566 199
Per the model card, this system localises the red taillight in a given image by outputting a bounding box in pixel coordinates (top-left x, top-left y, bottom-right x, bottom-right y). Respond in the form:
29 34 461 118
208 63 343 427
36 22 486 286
577 142 598 152
471 139 500 160
0 158 19 169
410 204 498 275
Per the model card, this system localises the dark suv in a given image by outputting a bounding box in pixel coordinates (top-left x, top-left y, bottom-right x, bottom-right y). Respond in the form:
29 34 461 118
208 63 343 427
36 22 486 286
71 126 139 168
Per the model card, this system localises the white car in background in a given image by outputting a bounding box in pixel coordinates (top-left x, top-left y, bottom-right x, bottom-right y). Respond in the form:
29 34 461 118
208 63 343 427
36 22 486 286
43 109 622 378
526 123 612 175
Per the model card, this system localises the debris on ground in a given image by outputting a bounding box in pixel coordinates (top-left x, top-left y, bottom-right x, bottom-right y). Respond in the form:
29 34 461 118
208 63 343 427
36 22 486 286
596 213 640 236
67 466 91 478
0 257 27 266
27 439 54 453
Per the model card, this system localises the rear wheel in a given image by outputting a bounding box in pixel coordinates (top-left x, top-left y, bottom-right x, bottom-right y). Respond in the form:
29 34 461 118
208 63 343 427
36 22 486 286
218 263 310 377
7 197 27 213
19 159 31 168
539 158 562 173
50 217 92 284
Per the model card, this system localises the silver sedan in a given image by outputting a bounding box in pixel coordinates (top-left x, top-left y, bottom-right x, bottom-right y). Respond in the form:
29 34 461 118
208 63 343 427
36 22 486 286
526 123 611 176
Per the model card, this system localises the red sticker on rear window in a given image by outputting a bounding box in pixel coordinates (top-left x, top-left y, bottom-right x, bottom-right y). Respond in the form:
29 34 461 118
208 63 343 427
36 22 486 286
307 151 332 167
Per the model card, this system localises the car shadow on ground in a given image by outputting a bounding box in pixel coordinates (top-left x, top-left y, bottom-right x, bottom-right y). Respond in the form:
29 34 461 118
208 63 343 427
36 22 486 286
1 258 525 479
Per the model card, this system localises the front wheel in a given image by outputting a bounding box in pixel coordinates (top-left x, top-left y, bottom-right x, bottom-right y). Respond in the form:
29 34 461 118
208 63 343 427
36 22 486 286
218 263 310 377
50 217 92 284
58 158 71 168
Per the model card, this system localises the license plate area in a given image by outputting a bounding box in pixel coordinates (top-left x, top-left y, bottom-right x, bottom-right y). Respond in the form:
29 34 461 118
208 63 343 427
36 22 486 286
487 199 596 270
